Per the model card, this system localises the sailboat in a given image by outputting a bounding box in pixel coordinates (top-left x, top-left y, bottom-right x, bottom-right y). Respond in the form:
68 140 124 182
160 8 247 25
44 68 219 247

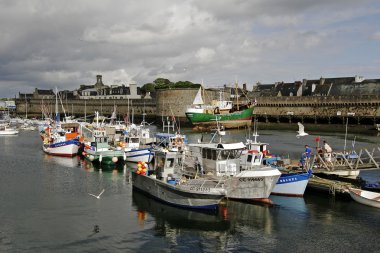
185 85 254 129
41 89 81 157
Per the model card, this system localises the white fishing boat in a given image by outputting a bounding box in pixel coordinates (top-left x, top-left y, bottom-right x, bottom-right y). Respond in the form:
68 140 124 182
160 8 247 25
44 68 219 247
271 170 312 197
348 188 380 208
241 122 311 197
42 126 81 157
41 89 81 157
184 120 280 201
132 150 225 210
184 141 281 201
0 124 19 136
123 124 155 163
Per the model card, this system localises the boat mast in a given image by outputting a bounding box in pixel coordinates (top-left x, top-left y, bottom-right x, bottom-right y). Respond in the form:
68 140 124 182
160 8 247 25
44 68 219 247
235 80 239 111
25 94 28 119
344 117 348 152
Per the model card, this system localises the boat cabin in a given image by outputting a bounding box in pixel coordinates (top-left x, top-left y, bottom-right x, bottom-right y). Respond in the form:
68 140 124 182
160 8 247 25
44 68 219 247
89 129 110 151
154 150 184 182
155 133 188 150
186 142 245 177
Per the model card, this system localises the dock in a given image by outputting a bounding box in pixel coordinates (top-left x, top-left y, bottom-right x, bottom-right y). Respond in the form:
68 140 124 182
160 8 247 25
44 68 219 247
307 175 354 196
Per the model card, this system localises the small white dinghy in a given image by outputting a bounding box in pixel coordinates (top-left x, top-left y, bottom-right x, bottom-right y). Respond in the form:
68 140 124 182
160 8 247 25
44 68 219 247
348 188 380 208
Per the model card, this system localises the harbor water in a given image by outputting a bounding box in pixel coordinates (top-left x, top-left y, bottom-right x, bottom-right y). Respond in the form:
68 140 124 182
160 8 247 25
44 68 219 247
0 128 379 252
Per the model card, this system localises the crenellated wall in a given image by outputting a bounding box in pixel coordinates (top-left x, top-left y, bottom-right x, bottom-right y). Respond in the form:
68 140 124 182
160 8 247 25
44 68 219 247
15 91 380 126
16 98 156 121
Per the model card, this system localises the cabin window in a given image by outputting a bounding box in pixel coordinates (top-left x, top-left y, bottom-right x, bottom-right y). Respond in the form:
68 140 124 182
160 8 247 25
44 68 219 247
157 157 165 168
206 149 212 159
211 150 217 160
202 149 207 159
166 158 175 168
247 155 252 163
254 156 261 163
220 150 230 160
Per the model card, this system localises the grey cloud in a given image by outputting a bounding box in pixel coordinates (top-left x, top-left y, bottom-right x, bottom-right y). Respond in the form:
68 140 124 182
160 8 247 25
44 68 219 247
0 0 379 97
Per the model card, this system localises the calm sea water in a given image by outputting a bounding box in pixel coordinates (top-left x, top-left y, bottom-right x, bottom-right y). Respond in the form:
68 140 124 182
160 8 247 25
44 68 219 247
0 128 379 253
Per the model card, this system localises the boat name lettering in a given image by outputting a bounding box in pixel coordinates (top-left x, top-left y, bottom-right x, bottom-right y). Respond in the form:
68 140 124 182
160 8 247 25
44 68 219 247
189 187 211 192
239 177 264 182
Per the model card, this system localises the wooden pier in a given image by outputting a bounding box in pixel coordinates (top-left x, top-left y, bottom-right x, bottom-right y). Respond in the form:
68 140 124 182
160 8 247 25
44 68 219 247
291 147 380 196
307 146 380 175
307 175 354 196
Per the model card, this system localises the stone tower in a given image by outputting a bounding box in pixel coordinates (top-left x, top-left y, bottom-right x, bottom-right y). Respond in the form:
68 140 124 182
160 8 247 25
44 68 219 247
94 75 104 89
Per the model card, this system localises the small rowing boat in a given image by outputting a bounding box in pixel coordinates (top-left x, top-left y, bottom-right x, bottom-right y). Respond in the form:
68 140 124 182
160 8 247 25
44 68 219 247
348 188 380 208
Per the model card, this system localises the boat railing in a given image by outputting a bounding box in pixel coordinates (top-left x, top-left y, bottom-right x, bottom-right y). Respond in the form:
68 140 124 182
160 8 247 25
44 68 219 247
182 177 225 189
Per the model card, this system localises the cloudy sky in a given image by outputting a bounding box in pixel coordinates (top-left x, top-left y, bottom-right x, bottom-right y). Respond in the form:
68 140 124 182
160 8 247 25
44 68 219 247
1 0 380 97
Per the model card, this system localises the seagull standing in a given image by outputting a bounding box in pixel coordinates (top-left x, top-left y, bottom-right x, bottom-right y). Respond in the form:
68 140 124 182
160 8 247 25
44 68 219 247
88 189 105 199
296 122 309 138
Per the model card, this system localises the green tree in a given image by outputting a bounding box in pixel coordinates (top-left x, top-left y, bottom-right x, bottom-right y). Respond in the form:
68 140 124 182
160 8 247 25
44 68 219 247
141 82 156 95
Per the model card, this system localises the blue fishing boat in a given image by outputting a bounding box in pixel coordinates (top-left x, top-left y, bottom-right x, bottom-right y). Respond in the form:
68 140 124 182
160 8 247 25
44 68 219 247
271 170 312 197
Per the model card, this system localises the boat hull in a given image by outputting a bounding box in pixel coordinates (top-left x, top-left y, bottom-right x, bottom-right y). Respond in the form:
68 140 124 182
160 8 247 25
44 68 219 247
43 139 80 157
271 172 312 197
225 169 281 199
84 149 125 165
132 172 224 210
0 130 19 135
125 148 154 163
186 107 253 129
348 188 380 208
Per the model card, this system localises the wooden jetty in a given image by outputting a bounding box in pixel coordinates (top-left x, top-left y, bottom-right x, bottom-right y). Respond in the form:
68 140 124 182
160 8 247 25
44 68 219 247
307 175 354 196
306 146 380 176
288 146 380 196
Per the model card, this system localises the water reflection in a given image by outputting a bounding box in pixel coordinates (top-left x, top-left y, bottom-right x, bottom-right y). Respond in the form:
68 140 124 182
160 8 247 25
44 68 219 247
270 195 308 214
43 155 80 168
80 158 125 173
132 190 230 231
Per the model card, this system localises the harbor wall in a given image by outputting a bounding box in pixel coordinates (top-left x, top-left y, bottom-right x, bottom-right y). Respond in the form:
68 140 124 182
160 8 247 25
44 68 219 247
15 89 380 126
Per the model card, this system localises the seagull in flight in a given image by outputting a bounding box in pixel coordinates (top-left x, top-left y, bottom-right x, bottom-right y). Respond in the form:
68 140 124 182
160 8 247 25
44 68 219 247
88 189 105 199
296 122 309 138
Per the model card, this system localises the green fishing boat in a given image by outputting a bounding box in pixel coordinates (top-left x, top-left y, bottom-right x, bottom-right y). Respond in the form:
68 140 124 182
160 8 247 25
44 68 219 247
185 87 254 129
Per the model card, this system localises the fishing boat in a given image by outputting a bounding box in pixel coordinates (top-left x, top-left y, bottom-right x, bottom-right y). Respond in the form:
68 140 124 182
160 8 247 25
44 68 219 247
348 188 380 208
271 170 312 197
0 123 19 135
132 150 225 210
241 148 312 197
42 121 81 157
82 127 125 166
185 87 254 129
184 141 281 201
241 122 311 197
41 90 81 157
123 124 154 163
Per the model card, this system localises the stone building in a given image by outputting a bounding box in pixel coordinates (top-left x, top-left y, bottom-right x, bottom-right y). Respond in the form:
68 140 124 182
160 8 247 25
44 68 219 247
252 75 380 97
78 75 143 99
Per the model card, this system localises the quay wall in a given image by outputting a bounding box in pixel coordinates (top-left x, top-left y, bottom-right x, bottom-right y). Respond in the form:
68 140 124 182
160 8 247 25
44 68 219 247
15 98 156 121
254 95 380 125
15 89 380 126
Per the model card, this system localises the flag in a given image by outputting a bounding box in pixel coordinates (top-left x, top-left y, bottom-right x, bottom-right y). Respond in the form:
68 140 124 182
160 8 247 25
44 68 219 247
315 136 320 142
